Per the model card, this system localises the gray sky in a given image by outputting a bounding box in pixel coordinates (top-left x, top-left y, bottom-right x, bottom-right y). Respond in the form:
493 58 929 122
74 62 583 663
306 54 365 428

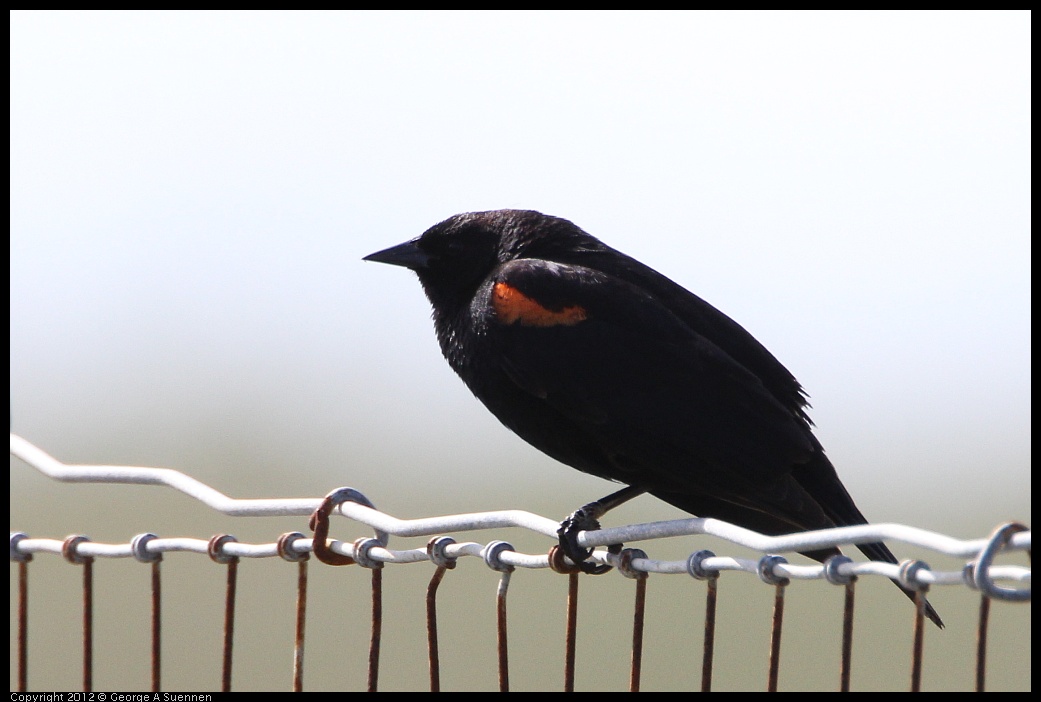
12 9 1029 503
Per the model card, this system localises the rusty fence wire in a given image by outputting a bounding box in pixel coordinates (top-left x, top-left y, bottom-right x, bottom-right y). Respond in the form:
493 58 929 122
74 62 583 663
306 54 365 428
9 433 1031 692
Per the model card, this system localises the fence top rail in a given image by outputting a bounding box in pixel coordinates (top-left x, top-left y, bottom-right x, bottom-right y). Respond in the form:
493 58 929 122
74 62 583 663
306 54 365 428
10 432 1030 600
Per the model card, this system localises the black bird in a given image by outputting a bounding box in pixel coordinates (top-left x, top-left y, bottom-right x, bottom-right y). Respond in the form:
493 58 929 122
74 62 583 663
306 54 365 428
365 209 942 627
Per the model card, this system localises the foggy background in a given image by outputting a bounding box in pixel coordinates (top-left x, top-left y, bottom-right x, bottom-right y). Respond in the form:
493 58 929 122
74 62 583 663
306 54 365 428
11 11 1030 691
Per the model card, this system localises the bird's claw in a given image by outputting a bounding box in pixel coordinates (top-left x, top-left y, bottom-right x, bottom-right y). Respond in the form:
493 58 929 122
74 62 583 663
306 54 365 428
557 508 615 575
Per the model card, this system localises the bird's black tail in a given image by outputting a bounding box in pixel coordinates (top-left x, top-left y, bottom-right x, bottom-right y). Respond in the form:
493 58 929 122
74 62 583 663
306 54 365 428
855 539 944 628
652 464 944 628
792 451 944 628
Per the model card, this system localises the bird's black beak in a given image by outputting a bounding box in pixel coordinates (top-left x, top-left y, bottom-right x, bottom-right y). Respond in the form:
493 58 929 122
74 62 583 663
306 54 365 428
363 239 430 270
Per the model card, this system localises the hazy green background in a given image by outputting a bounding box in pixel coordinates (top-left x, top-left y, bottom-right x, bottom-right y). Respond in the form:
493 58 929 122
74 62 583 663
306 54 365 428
11 11 1030 691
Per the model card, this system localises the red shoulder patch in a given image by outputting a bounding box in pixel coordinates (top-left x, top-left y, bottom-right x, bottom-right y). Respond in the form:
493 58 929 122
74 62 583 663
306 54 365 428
492 282 587 327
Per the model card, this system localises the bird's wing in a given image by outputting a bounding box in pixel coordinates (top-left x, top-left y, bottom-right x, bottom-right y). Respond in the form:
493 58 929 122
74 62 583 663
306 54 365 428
480 258 819 513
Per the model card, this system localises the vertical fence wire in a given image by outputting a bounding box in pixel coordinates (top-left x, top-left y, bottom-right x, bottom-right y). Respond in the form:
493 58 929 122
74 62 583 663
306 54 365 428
293 559 308 692
222 558 238 692
840 581 855 692
629 574 647 692
975 594 990 693
61 536 94 692
617 548 650 694
767 581 786 692
367 567 382 693
83 558 93 692
426 565 448 692
17 557 30 692
496 570 511 693
206 535 240 693
911 589 927 692
564 572 579 692
150 560 161 692
701 574 718 692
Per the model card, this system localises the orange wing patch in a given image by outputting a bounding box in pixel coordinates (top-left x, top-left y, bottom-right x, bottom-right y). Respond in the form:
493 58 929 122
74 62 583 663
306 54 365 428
493 282 588 327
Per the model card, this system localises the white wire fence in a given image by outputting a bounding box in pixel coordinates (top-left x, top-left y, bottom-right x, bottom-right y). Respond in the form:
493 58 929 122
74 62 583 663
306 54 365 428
9 433 1031 692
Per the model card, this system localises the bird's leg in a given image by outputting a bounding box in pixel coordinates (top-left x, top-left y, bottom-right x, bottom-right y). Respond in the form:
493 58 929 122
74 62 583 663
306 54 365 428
558 485 646 574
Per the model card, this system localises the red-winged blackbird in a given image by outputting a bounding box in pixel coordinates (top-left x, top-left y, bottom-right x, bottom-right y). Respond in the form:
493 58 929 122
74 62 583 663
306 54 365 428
365 209 942 627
